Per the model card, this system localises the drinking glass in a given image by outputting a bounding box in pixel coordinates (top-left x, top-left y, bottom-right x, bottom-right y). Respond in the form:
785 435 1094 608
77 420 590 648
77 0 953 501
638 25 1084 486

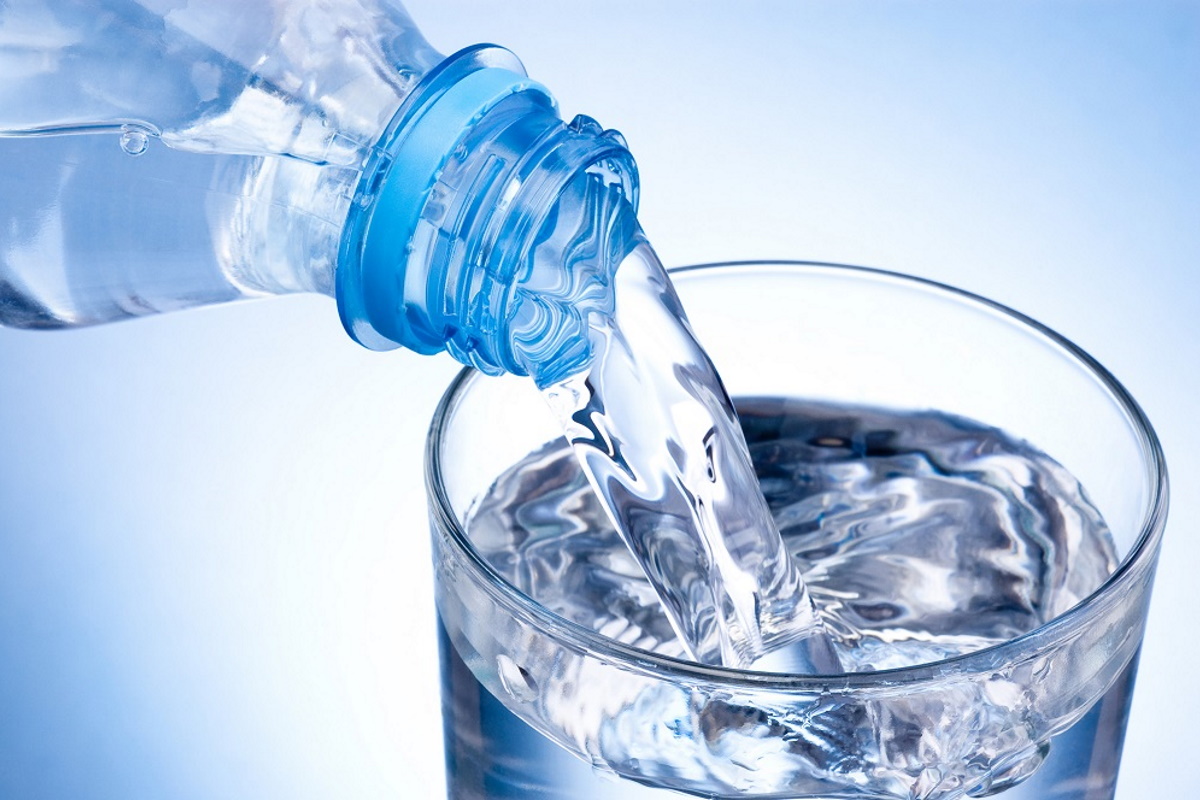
426 262 1167 799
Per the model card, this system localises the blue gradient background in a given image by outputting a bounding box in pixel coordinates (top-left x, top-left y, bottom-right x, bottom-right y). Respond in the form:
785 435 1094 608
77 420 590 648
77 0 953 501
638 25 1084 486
0 2 1196 797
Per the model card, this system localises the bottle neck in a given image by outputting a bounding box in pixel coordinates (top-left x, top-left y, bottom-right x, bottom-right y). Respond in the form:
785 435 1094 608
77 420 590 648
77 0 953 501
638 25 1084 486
337 48 638 378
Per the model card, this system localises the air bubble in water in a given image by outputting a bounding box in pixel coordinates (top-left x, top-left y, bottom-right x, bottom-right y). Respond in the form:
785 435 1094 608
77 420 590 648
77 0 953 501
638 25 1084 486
119 129 149 156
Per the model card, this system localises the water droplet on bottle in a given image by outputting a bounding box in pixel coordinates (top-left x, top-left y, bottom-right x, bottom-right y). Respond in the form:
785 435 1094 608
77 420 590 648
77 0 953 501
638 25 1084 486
119 129 149 156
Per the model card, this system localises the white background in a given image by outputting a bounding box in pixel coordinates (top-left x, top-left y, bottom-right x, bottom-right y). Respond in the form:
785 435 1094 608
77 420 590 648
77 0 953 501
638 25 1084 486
0 2 1195 798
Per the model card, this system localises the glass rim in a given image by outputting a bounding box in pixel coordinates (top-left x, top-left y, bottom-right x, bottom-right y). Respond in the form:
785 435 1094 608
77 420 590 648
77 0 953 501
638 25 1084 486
425 260 1169 690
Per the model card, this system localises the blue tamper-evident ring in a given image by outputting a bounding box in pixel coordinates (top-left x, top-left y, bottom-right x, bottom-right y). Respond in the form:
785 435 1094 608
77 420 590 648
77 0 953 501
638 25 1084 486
338 66 554 352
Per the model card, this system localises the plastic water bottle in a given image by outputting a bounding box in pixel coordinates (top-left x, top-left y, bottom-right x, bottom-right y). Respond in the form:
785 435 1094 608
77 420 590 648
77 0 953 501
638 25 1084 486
0 0 839 677
0 0 636 377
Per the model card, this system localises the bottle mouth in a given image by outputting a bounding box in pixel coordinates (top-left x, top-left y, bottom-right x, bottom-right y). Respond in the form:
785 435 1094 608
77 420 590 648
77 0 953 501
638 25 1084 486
336 44 638 377
335 46 555 353
449 113 639 378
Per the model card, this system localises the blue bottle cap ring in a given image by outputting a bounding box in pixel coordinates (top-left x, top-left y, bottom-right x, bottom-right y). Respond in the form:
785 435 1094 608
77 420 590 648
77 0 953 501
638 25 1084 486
338 64 554 352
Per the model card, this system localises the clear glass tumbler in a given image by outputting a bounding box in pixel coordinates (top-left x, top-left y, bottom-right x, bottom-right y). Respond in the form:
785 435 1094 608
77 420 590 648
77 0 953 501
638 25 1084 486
426 262 1167 799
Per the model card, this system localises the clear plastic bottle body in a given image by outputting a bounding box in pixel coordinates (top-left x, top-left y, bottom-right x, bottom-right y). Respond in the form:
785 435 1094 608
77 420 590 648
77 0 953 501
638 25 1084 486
0 0 441 328
0 0 639 379
0 132 355 327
